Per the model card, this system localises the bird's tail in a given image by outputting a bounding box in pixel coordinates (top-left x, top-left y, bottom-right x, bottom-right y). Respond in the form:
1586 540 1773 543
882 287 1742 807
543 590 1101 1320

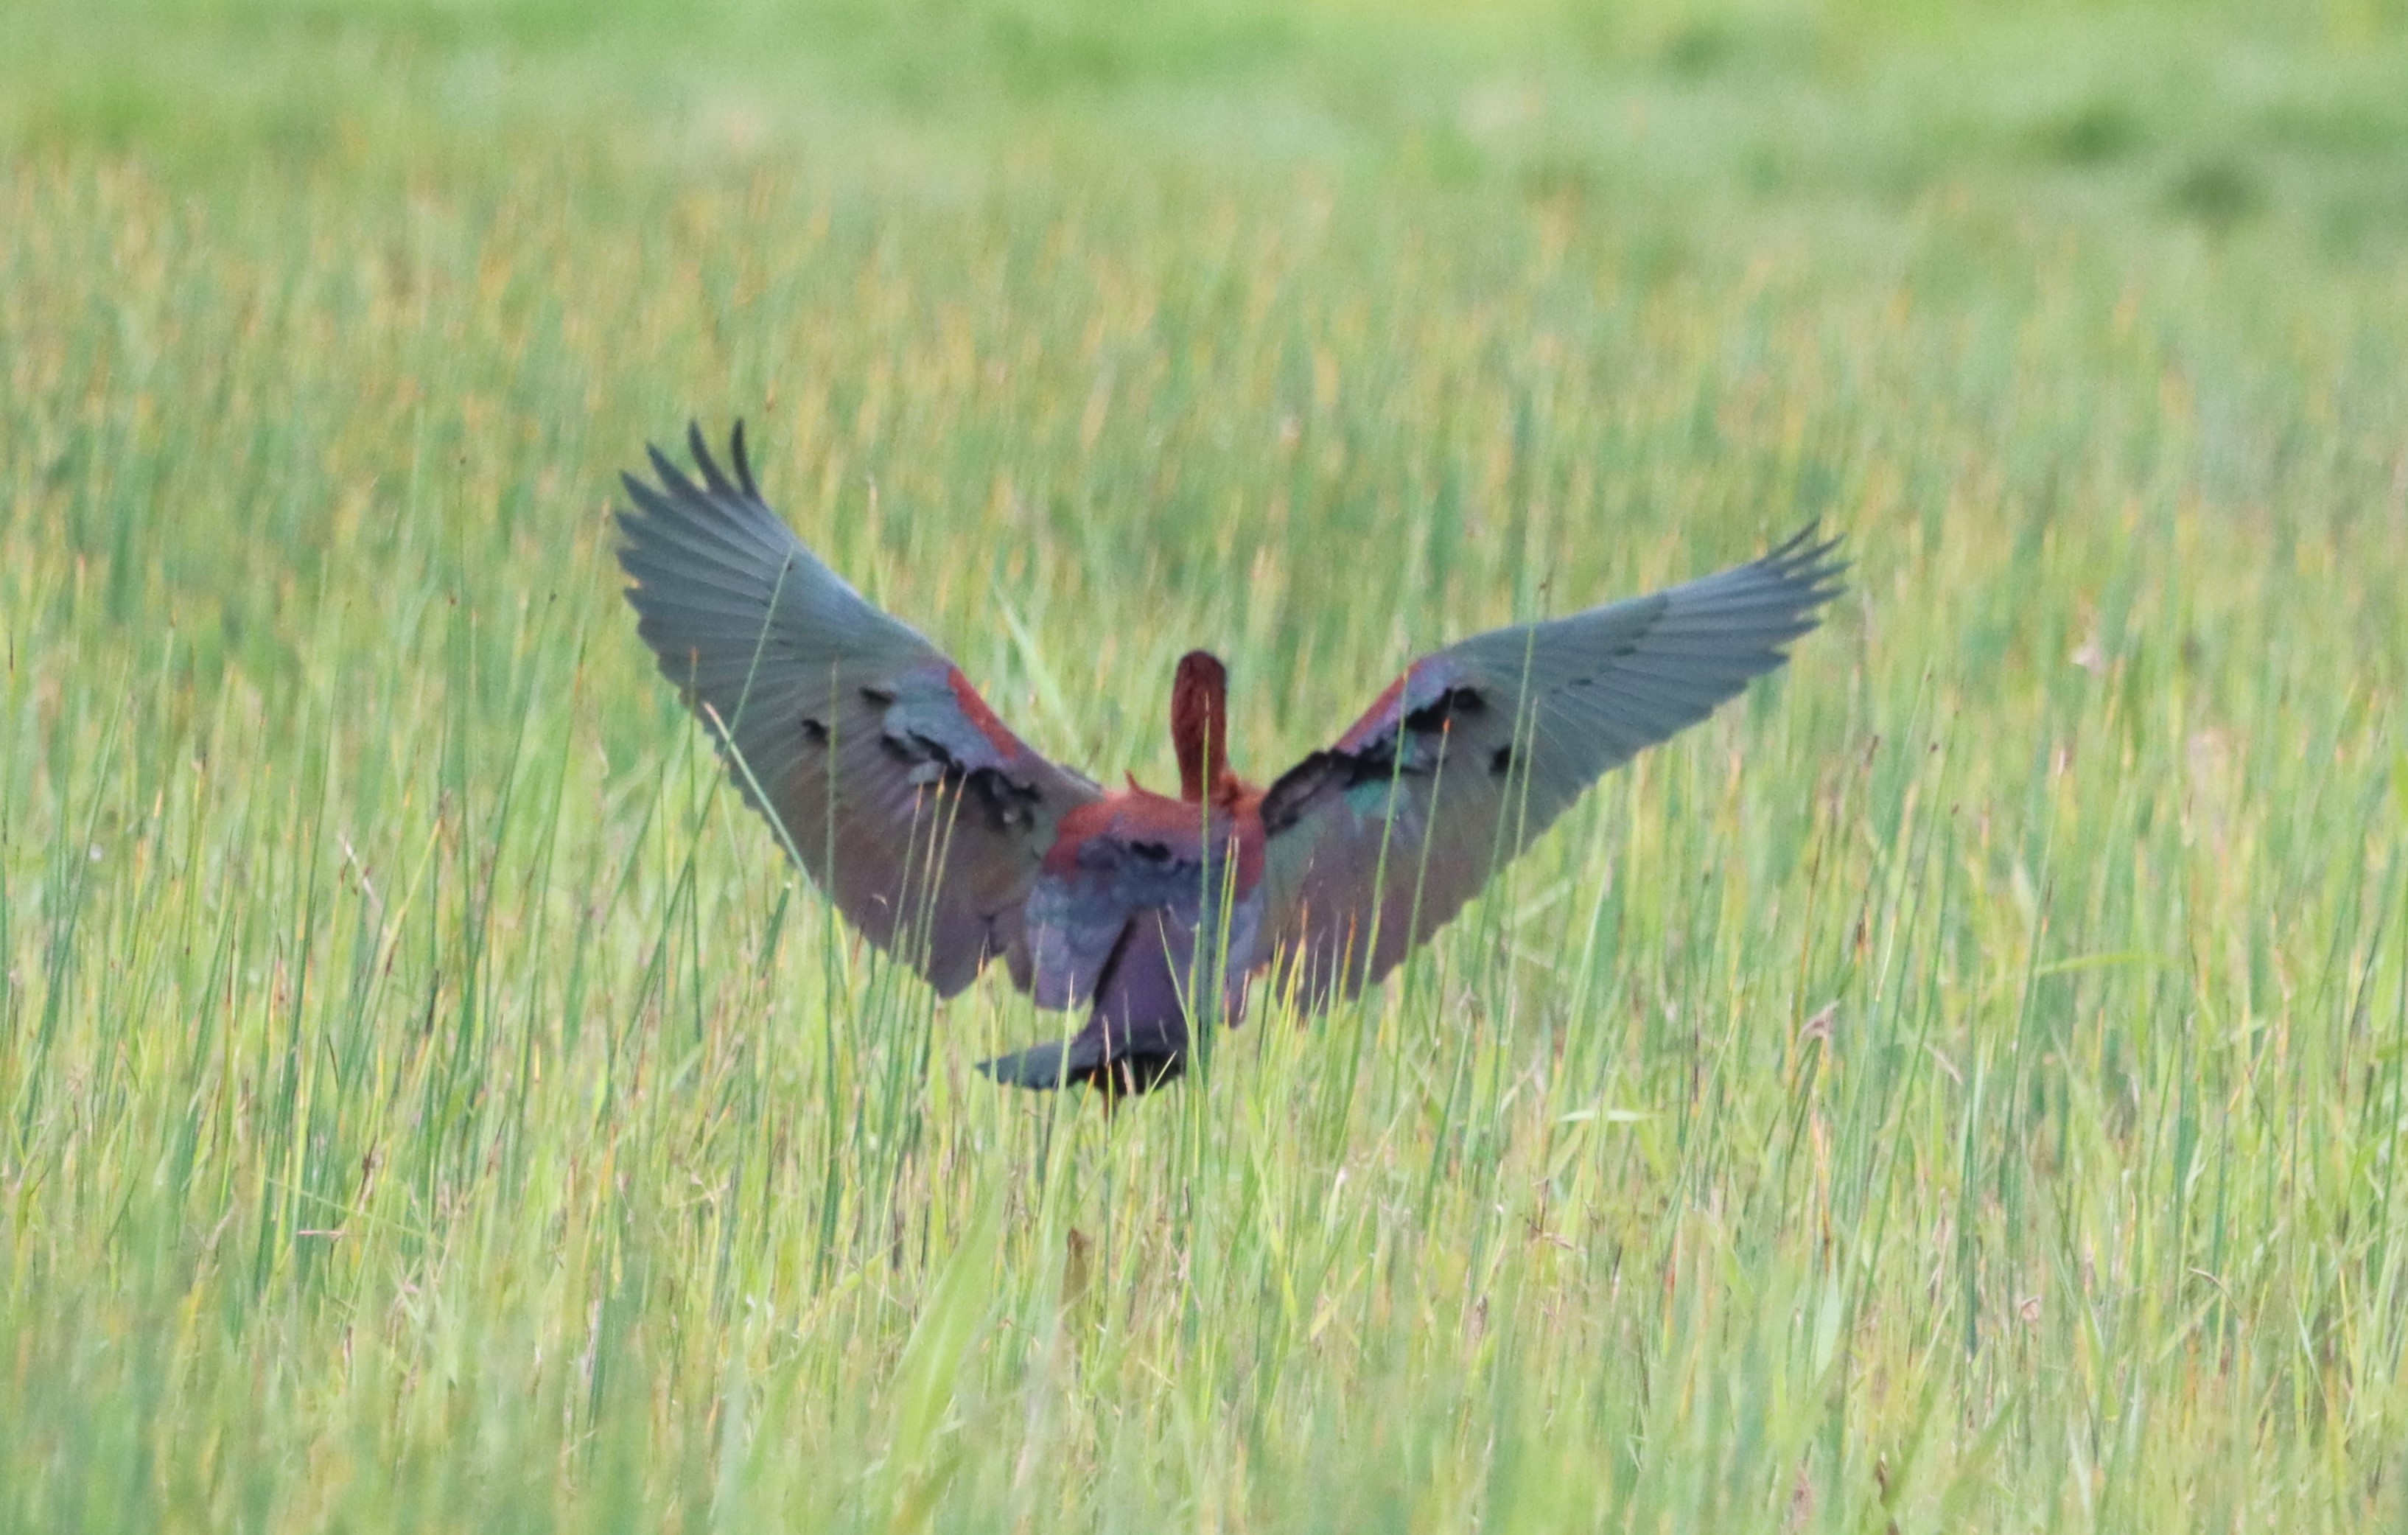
978 1031 1186 1097
978 1038 1090 1091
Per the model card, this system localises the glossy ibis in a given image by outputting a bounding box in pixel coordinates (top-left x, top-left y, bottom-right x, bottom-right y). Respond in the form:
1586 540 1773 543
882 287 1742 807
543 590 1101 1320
618 424 1843 1097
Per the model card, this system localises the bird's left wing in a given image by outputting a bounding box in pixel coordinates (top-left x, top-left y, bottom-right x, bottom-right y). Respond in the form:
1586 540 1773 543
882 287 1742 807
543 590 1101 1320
617 423 1102 997
1258 527 1844 1010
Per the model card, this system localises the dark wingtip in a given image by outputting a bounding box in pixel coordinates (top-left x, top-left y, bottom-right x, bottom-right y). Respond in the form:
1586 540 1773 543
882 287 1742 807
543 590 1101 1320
613 472 657 564
1769 520 1840 563
654 420 760 502
730 419 758 497
1766 522 1849 603
645 441 701 501
690 420 749 499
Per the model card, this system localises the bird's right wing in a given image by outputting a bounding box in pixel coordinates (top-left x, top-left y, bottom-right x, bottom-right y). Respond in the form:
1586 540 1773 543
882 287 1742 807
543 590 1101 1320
617 424 1102 997
1258 527 1844 1010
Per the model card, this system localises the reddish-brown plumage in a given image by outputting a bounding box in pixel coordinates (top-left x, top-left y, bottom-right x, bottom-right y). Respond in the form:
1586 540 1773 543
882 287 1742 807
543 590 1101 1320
1035 649 1272 894
1337 667 1413 751
1172 650 1239 804
946 665 1023 756
620 423 1842 1098
1046 771 1267 889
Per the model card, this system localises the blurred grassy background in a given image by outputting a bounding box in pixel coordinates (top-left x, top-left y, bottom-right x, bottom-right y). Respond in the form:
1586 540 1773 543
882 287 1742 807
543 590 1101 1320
10 0 2408 256
6 0 2408 1530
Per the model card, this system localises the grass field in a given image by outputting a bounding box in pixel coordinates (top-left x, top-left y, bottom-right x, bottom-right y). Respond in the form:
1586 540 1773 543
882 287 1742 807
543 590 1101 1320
7 0 2408 1528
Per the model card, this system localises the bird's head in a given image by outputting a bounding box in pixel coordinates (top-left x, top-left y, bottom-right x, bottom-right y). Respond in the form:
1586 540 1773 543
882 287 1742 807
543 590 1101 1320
1172 649 1231 803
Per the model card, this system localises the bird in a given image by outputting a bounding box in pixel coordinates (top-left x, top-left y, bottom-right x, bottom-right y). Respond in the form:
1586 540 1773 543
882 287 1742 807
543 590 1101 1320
617 423 1844 1098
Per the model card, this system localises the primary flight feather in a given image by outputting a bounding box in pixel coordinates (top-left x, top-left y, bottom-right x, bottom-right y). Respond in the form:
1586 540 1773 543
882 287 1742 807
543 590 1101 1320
618 423 1844 1097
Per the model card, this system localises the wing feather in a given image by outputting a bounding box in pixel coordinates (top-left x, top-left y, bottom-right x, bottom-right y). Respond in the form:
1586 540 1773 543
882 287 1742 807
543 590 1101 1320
617 422 1102 996
1261 527 1844 1009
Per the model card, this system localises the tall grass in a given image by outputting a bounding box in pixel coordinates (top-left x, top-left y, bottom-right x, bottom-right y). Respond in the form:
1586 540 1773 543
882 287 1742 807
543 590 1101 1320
5 1 2408 1528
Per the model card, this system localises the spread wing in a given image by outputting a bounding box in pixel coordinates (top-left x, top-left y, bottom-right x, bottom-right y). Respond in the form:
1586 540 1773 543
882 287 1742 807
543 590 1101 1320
617 423 1102 997
1258 526 1844 1010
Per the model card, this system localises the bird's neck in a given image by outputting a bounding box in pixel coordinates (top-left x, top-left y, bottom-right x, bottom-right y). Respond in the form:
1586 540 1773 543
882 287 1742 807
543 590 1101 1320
1172 660 1229 804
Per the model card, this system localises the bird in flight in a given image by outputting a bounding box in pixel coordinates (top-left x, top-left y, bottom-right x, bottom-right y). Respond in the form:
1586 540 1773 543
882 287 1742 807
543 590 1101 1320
619 424 1843 1097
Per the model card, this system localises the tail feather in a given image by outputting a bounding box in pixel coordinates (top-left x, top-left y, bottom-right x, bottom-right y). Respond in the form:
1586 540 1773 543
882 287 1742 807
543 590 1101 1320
978 1038 1096 1091
978 1029 1186 1097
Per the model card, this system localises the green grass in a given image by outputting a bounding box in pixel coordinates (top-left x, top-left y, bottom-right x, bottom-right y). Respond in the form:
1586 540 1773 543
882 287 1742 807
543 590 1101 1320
6 0 2408 1528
